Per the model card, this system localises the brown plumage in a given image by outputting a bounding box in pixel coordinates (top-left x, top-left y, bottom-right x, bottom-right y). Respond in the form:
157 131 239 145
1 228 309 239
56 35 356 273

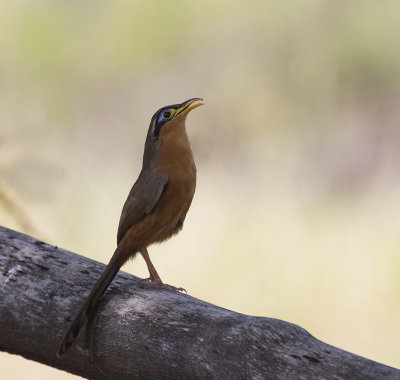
57 98 203 356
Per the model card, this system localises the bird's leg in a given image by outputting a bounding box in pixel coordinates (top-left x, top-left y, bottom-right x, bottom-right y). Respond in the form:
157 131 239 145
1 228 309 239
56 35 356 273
139 247 161 282
139 248 186 293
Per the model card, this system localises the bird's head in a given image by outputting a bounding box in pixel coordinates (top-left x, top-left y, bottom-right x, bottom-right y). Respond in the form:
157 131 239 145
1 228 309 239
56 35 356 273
143 98 203 167
149 98 204 140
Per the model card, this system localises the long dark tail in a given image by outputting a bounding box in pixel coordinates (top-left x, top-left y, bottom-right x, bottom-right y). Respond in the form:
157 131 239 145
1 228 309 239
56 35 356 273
57 246 132 356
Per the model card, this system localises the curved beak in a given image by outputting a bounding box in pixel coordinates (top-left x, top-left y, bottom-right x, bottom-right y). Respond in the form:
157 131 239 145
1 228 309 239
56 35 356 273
176 98 204 117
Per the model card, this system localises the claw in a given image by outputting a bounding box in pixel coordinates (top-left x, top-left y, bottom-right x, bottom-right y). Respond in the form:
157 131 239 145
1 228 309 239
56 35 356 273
141 277 185 292
137 247 187 293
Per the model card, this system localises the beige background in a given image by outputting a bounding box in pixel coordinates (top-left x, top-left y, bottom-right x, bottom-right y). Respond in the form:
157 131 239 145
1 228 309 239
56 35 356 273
1 1 400 378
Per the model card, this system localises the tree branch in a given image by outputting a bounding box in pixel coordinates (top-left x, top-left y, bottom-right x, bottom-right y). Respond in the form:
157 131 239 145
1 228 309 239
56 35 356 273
0 226 398 379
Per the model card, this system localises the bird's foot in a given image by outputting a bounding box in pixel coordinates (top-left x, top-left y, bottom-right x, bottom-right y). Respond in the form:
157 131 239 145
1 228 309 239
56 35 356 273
140 277 186 293
137 248 186 293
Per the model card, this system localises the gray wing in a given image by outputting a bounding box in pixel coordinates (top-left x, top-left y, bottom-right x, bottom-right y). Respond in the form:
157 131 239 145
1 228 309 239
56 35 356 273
117 168 168 244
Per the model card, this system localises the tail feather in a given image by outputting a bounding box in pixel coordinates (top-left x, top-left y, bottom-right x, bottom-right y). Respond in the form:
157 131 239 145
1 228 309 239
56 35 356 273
57 246 131 357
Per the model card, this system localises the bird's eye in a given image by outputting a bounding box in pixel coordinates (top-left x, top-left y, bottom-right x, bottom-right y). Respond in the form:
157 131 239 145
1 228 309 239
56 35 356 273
163 111 171 119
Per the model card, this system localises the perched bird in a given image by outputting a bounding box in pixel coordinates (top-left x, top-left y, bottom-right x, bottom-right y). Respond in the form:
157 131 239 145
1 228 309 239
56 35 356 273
57 98 203 356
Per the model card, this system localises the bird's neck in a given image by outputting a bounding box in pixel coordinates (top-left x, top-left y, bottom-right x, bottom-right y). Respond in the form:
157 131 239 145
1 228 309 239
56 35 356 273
157 124 195 174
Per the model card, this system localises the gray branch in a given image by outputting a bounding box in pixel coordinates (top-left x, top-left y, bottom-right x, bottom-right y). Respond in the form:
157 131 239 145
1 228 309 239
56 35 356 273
0 226 399 379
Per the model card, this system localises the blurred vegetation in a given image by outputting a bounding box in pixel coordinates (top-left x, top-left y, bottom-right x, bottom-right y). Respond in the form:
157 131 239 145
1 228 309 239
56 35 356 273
1 1 400 378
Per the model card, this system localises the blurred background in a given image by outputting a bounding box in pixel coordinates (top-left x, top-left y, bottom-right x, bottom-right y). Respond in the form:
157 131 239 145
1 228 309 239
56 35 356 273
1 0 400 378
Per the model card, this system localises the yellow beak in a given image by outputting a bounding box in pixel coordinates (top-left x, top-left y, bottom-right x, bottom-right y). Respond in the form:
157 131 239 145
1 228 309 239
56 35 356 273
176 98 204 116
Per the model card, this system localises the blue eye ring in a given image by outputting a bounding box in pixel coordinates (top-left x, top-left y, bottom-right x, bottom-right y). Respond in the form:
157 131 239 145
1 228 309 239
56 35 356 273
158 109 173 124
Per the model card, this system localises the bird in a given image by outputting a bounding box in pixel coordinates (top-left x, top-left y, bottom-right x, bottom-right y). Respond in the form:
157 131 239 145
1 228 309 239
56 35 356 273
57 98 203 357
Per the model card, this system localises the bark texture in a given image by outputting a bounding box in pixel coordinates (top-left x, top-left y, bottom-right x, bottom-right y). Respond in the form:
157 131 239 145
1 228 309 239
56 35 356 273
0 226 399 379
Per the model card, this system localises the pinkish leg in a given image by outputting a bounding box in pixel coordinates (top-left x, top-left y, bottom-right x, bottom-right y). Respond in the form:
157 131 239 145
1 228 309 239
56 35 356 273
139 247 186 293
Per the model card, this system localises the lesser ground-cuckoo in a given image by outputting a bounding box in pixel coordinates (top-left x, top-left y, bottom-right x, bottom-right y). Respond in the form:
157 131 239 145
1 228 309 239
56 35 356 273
57 98 203 356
